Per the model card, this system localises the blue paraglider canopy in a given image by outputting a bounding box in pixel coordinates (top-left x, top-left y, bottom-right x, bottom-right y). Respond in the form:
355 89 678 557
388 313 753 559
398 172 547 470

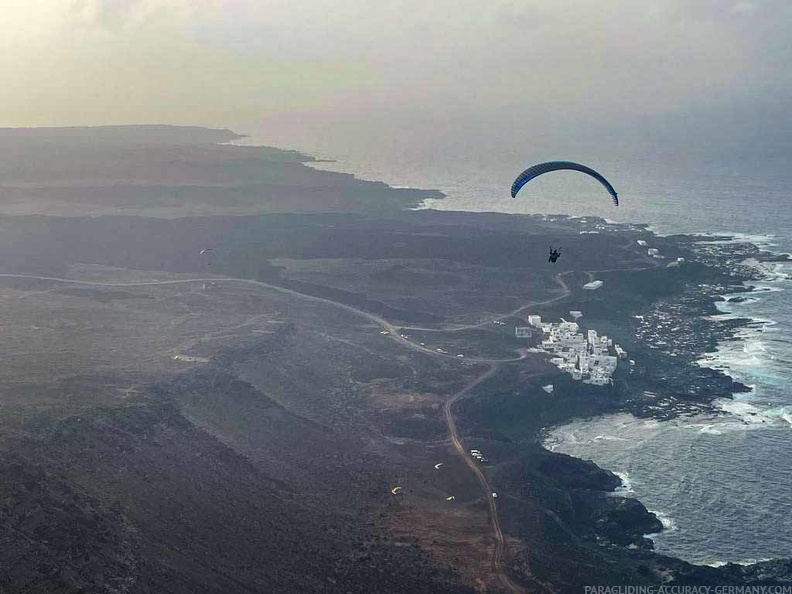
511 161 619 206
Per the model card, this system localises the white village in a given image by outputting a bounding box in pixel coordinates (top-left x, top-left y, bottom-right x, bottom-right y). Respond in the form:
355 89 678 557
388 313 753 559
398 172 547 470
516 311 630 386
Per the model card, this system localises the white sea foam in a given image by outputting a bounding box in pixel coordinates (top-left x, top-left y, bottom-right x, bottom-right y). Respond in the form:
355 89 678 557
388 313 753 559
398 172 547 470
733 296 761 304
611 472 634 497
683 422 724 435
704 558 774 568
739 259 792 282
718 400 762 416
700 398 792 430
764 406 792 427
698 324 780 381
698 270 787 386
694 233 779 249
644 510 677 540
547 415 656 449
747 282 786 293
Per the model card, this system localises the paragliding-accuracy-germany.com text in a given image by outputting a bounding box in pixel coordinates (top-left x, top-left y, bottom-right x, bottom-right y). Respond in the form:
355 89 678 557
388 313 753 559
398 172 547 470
583 586 792 594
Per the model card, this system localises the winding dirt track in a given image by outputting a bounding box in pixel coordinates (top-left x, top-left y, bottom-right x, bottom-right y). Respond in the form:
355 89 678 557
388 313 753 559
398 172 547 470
444 363 528 594
0 274 529 364
0 271 572 592
0 271 543 589
1 262 651 589
0 241 668 594
401 271 575 333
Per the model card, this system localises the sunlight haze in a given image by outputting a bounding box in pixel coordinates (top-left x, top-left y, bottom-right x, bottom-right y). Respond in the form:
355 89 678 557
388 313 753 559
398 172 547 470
3 0 789 142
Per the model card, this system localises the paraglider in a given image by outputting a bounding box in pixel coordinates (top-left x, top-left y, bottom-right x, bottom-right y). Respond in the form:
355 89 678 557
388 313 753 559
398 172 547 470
548 247 561 264
434 463 444 470
199 248 214 268
390 486 403 495
511 161 619 206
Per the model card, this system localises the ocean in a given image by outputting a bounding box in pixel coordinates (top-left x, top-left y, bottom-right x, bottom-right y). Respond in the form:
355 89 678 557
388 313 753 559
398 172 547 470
235 122 792 566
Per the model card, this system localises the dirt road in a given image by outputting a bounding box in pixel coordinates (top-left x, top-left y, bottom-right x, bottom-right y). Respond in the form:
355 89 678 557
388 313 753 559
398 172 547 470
443 363 528 593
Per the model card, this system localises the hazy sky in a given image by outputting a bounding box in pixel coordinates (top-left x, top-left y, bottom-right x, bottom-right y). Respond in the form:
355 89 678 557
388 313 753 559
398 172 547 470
3 0 790 147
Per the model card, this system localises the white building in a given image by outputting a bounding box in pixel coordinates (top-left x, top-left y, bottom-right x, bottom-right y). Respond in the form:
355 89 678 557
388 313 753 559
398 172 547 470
585 374 612 386
559 321 579 333
527 315 542 327
535 319 621 385
583 280 604 290
569 311 583 320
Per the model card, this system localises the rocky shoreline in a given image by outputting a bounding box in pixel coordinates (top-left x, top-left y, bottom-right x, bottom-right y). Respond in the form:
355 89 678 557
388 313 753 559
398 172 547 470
454 217 792 589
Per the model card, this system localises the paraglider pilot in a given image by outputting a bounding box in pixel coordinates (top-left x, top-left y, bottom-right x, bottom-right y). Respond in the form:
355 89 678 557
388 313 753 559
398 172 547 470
548 247 561 263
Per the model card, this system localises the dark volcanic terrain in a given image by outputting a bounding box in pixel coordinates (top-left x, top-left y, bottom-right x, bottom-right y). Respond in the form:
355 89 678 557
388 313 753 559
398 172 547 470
0 126 788 593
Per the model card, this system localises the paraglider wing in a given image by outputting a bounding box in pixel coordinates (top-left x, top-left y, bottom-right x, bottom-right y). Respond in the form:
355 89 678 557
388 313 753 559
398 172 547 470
510 161 619 206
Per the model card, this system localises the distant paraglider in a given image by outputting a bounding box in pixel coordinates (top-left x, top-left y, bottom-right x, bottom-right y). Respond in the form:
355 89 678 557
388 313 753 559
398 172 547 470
199 248 214 268
511 161 619 206
390 486 403 495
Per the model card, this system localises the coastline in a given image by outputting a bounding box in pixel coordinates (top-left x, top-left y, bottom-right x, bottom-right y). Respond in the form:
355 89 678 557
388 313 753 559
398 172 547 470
231 131 792 574
226 131 792 578
538 229 791 566
2 125 791 591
